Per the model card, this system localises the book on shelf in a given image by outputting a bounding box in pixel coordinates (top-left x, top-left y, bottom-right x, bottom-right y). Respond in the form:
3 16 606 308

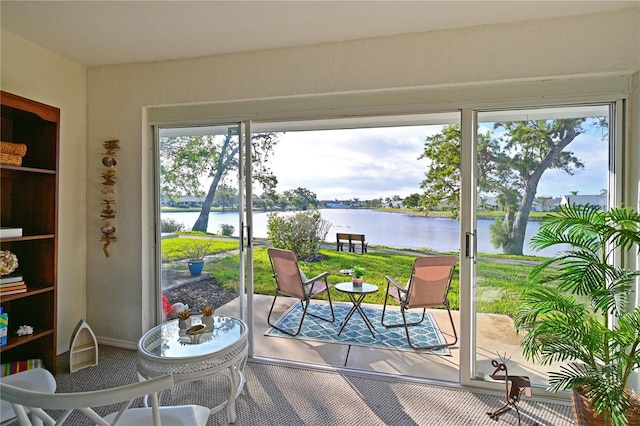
0 287 27 296
0 274 23 284
0 282 26 291
0 227 23 238
0 282 25 289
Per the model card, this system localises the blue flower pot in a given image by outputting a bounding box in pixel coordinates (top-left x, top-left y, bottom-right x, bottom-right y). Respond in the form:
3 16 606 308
187 260 204 276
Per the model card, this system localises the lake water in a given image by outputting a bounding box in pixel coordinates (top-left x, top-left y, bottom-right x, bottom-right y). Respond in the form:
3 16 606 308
163 209 558 256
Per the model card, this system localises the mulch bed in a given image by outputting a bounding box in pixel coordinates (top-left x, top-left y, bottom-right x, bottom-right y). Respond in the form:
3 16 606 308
163 250 326 315
163 276 238 314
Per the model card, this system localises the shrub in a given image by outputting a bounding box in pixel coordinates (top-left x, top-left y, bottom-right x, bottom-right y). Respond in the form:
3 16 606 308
219 224 235 236
161 218 185 233
267 210 331 259
186 239 213 261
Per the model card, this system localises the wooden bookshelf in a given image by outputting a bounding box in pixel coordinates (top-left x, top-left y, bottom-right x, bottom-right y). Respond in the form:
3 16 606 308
0 91 59 374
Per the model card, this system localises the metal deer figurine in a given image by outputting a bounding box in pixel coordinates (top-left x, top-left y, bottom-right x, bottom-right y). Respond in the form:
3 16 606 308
486 353 533 425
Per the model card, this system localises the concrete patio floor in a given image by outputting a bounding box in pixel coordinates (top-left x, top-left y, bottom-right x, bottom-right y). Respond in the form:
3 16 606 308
215 294 557 389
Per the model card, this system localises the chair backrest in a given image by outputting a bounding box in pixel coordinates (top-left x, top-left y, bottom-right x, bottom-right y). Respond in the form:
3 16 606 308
268 248 305 299
405 256 458 309
0 374 175 425
0 368 57 423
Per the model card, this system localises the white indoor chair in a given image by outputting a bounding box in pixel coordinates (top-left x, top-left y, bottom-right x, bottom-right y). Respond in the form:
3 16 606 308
1 368 57 426
0 371 210 426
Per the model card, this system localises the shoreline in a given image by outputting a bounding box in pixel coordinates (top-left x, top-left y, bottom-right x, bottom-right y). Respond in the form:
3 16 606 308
162 207 545 226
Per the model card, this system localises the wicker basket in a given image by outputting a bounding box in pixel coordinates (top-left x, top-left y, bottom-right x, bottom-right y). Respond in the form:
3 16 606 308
0 152 22 166
572 387 640 426
0 141 27 156
0 141 26 166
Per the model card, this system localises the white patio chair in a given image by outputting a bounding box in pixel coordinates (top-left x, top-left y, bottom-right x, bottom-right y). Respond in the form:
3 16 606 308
0 371 210 425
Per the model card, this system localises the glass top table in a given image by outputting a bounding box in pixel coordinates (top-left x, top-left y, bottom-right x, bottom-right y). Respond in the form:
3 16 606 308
334 282 379 337
137 315 248 423
139 315 245 358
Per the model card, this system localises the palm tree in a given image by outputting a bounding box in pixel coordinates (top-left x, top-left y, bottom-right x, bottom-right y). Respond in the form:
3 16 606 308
515 203 640 425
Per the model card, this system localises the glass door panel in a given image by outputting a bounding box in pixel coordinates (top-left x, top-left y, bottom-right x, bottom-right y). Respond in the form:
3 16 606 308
472 105 610 388
158 124 245 323
248 114 464 381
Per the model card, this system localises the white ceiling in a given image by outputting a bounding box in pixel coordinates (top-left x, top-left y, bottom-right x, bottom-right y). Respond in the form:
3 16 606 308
1 1 637 67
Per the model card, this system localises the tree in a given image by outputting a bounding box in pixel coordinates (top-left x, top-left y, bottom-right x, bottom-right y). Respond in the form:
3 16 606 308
254 190 278 212
478 196 490 211
161 132 279 232
213 184 237 212
403 193 420 208
420 119 594 255
288 187 319 210
366 198 382 208
276 193 290 210
418 125 464 215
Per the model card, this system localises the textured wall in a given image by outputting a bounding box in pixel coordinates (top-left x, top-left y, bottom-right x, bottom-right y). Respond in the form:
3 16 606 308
84 8 639 346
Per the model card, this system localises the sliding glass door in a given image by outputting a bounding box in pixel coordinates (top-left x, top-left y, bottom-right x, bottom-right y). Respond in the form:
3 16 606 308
156 123 247 323
151 96 623 392
469 104 614 388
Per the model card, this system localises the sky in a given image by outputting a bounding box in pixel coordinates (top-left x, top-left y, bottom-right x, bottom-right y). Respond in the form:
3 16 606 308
267 122 608 201
269 126 439 200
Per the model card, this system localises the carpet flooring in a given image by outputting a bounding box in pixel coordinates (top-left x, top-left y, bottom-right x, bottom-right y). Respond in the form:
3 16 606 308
49 345 574 425
265 303 451 355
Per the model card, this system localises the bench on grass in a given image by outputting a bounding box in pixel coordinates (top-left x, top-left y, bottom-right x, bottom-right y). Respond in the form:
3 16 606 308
336 233 368 254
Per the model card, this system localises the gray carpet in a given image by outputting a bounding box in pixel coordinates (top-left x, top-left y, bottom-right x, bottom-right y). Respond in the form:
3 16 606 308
50 345 574 425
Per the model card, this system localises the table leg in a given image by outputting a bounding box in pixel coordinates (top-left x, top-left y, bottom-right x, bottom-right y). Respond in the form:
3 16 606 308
226 365 238 423
225 351 247 423
338 294 376 337
353 299 376 335
338 297 359 331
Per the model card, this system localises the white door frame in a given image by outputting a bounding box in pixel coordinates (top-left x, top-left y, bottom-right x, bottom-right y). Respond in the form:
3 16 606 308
147 74 631 385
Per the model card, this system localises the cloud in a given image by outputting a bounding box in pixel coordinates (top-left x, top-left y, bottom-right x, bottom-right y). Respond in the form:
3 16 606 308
265 121 608 201
270 126 437 199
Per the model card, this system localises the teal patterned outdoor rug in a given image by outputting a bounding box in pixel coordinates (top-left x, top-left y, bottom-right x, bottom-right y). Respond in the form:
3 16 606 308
266 303 451 355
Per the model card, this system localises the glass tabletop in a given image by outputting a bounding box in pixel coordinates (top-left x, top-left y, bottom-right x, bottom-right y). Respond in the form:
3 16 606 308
334 282 378 294
139 315 246 359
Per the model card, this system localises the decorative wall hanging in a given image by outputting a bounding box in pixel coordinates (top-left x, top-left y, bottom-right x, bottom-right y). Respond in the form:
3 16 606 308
100 139 119 257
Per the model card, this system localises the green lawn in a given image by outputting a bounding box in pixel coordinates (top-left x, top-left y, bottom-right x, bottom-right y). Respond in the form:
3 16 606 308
162 236 538 317
161 236 239 262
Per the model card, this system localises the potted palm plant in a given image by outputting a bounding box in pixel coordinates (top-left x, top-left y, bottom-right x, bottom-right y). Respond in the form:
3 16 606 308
186 238 213 276
515 203 640 426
